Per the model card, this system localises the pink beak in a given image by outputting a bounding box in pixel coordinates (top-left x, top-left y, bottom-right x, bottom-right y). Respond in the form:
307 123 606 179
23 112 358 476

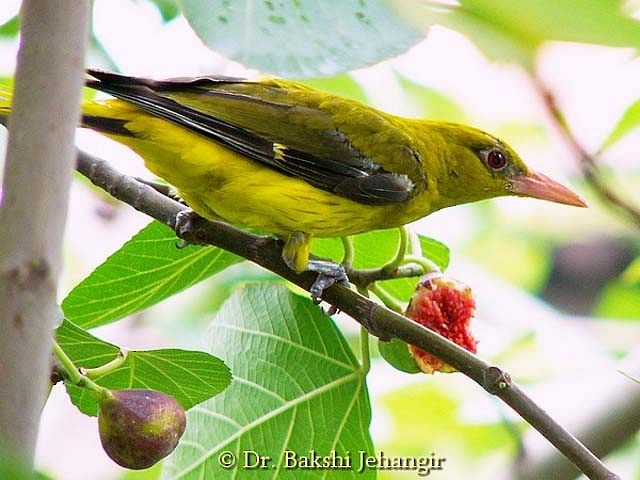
510 171 587 207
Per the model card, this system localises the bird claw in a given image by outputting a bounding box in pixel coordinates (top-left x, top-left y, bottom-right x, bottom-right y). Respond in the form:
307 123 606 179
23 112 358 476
174 209 205 248
307 260 350 303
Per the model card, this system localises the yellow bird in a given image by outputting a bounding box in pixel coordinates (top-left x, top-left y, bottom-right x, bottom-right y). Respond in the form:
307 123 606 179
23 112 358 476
1 70 586 296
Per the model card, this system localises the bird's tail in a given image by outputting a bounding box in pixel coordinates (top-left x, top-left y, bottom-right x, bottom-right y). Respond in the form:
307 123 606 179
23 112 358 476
0 83 131 137
0 83 12 123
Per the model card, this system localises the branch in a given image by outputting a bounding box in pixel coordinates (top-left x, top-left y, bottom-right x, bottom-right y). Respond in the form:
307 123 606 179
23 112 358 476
510 347 640 480
76 149 619 480
533 76 640 229
0 0 89 464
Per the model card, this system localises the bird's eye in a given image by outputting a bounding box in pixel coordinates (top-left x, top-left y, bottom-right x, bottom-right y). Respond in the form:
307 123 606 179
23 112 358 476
485 149 507 171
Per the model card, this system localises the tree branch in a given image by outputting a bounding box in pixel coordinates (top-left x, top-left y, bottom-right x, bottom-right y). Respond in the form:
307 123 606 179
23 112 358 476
533 76 640 229
0 0 89 464
510 347 640 480
75 148 619 480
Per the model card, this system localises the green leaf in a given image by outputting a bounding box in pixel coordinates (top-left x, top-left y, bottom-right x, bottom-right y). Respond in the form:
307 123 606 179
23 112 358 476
164 284 374 479
436 0 640 66
600 99 640 152
595 280 640 320
378 338 419 373
56 320 231 416
623 257 640 283
0 15 19 37
62 221 241 328
395 73 466 122
301 74 368 103
179 0 425 78
146 0 180 22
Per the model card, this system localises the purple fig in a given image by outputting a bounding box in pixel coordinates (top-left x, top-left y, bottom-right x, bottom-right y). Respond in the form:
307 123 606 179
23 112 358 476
98 389 186 469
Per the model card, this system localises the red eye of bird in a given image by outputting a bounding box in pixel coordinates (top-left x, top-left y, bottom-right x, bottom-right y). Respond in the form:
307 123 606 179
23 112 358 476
486 149 507 170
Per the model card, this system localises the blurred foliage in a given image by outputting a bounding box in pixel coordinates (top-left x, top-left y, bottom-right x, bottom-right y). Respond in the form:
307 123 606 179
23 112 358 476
301 73 369 103
397 0 640 68
395 72 466 121
0 15 18 37
600 98 640 152
145 0 180 22
379 382 519 461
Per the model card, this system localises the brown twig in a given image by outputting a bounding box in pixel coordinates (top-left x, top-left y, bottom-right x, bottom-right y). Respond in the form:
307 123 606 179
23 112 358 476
533 76 640 228
75 148 619 480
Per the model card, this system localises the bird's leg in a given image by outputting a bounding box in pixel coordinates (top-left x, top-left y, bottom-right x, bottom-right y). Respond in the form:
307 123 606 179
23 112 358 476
306 260 350 303
282 232 350 303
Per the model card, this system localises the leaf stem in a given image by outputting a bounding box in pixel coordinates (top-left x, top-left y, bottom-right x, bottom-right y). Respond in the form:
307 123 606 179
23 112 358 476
381 226 409 273
82 349 128 378
51 339 107 396
360 327 371 375
402 255 440 274
370 284 404 313
341 236 355 269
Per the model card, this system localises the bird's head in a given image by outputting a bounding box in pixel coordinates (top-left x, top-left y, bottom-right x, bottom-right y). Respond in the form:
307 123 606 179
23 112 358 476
431 123 586 209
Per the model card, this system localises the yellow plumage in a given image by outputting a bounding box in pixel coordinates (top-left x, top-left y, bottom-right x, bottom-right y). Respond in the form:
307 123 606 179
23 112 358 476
0 71 585 285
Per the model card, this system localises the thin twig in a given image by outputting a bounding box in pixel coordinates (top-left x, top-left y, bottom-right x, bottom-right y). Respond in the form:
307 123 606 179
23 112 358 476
75 148 619 480
533 76 640 228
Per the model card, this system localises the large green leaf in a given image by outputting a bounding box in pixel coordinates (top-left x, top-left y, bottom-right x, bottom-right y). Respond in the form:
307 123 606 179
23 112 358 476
62 221 241 328
600 98 640 152
164 284 374 479
57 320 231 416
179 0 425 78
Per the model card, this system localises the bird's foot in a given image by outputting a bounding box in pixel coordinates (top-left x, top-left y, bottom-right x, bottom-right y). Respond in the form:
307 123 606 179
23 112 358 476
174 209 203 248
307 260 350 304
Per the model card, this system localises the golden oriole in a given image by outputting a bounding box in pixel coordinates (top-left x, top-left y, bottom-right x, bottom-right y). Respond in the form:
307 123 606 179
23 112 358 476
0 70 586 296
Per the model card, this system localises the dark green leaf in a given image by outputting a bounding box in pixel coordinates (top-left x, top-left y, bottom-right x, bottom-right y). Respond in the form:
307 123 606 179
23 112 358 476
57 320 231 416
179 0 426 77
62 221 241 328
378 338 420 373
165 284 374 479
600 99 640 152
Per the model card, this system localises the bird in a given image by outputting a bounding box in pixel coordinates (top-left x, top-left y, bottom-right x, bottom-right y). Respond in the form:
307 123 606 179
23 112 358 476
0 70 586 297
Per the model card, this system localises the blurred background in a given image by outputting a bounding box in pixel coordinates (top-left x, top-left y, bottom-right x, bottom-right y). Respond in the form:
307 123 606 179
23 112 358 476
1 0 639 478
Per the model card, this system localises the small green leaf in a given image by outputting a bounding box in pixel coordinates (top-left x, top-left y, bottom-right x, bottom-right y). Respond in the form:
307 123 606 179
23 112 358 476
378 339 420 373
180 0 426 77
301 74 368 103
164 284 374 479
396 73 466 122
0 15 19 37
600 99 640 152
622 257 640 283
57 320 231 416
62 221 241 328
595 280 640 320
147 0 180 22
